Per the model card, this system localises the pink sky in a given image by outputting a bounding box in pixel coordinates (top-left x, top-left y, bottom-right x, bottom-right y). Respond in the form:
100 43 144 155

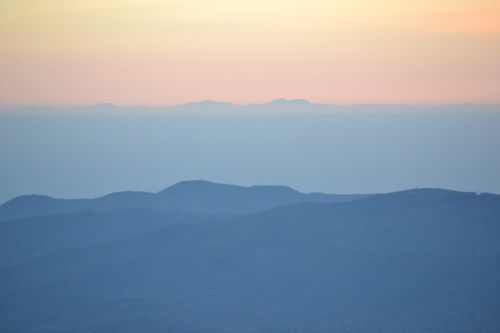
1 0 499 106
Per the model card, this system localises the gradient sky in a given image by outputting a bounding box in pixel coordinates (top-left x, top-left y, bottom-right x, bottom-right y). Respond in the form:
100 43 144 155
1 0 500 105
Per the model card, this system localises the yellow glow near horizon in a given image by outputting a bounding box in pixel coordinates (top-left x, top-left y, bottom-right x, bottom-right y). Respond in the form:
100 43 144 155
1 0 499 105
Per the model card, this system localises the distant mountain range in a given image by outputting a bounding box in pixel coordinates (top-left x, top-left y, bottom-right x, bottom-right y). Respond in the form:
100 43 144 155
3 100 499 114
166 99 329 112
1 181 499 332
0 180 363 222
150 100 500 113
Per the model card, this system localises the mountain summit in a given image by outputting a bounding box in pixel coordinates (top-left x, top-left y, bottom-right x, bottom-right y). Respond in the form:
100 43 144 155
269 98 311 106
0 180 362 222
0 184 499 332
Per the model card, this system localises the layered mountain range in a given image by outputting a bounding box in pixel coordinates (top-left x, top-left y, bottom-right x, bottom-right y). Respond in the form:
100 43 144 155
1 181 499 332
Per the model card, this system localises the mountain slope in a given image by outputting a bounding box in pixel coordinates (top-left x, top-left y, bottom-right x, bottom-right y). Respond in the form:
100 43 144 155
0 180 363 222
1 188 499 332
0 209 192 269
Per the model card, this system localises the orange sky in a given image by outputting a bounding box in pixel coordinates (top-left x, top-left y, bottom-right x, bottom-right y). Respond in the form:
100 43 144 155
1 0 499 105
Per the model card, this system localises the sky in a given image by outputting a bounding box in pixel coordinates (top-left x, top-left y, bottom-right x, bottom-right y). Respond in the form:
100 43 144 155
1 0 500 105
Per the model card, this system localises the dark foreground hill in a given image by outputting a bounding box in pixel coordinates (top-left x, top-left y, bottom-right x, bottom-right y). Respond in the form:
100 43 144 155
0 180 362 222
0 186 499 332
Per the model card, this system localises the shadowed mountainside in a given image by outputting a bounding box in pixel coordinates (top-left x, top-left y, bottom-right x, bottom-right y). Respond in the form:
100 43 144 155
0 180 363 222
0 186 499 332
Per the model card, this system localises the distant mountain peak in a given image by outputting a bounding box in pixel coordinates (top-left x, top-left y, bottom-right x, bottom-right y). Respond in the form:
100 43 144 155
172 99 313 109
169 179 221 188
159 180 240 194
174 100 235 108
2 194 52 206
269 98 311 106
162 180 300 193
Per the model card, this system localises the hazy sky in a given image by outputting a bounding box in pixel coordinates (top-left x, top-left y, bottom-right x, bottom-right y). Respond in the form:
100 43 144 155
1 108 500 202
1 0 499 105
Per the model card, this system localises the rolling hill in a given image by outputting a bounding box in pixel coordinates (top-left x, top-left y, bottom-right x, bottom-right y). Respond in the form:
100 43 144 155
0 185 499 332
0 180 362 222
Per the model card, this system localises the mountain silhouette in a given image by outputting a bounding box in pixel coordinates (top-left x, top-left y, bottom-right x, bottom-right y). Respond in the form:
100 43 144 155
269 98 311 106
0 180 362 222
171 100 237 110
0 184 499 332
0 209 192 270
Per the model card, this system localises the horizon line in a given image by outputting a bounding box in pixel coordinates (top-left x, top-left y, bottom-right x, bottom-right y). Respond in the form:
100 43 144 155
1 178 497 205
2 98 500 109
